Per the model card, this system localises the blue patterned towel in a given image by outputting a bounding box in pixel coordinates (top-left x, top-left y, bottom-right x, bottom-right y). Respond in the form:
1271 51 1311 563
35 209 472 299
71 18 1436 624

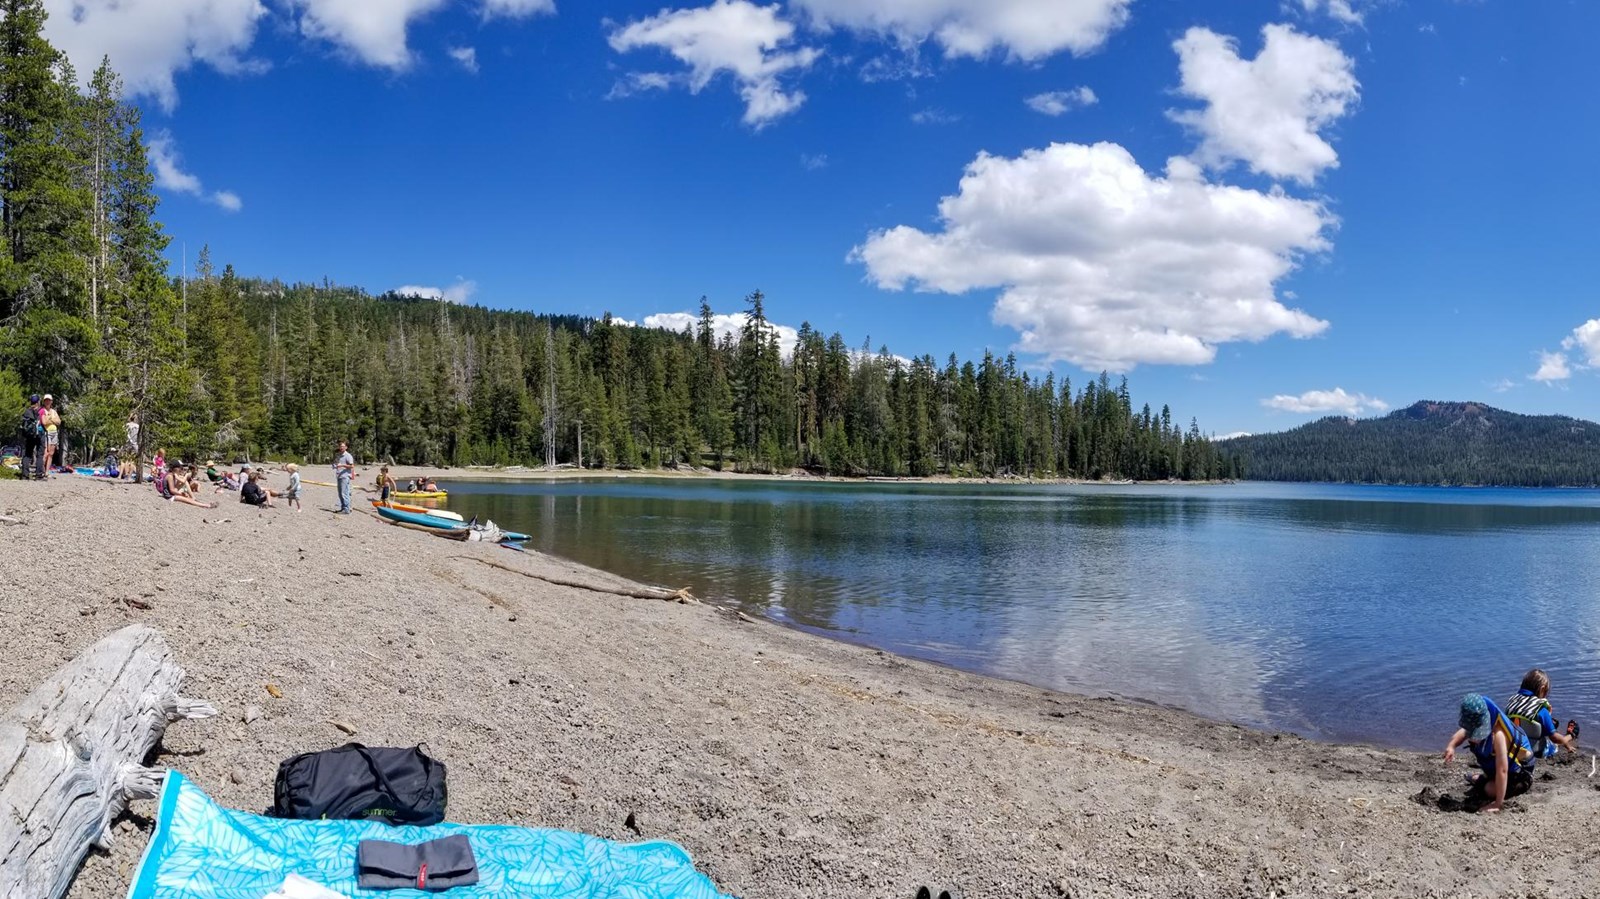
128 772 733 899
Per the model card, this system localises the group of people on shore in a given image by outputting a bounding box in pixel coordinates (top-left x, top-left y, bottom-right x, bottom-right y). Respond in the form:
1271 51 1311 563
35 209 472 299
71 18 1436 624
149 440 409 518
150 452 304 512
1445 668 1579 813
14 393 144 482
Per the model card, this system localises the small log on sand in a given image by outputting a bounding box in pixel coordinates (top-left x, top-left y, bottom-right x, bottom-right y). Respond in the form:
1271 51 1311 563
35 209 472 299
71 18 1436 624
0 625 217 899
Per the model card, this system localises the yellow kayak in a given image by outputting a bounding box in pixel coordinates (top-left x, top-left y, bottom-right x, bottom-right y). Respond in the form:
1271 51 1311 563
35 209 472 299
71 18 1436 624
371 499 464 522
393 490 448 500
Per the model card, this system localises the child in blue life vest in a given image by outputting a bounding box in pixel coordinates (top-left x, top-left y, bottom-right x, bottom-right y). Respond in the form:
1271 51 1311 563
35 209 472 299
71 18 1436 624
1506 668 1578 760
1444 693 1534 814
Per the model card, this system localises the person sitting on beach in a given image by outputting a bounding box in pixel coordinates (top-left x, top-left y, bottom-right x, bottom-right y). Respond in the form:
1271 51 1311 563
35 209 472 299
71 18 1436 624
241 471 275 508
1506 669 1577 759
161 465 218 509
206 462 222 483
1445 693 1535 813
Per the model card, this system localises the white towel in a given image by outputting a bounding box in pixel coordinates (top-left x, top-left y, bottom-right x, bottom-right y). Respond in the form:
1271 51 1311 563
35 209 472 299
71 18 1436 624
262 874 347 899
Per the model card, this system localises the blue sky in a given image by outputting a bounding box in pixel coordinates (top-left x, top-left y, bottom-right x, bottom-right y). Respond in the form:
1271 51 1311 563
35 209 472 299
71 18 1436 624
44 0 1600 435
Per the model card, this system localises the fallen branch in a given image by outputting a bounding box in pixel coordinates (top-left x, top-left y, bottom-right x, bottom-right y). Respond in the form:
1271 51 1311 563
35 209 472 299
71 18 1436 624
452 556 697 604
0 625 217 899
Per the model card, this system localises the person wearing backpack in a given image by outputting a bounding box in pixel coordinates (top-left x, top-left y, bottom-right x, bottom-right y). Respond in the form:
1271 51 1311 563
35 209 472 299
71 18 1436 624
18 395 42 480
1445 693 1536 813
1506 668 1577 760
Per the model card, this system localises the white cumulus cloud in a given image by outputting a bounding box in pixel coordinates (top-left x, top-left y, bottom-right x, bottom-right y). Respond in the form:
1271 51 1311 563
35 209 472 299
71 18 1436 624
1262 388 1387 416
1294 0 1365 25
42 0 267 111
1025 86 1097 116
1171 24 1359 185
1561 319 1600 367
481 0 555 20
394 279 478 304
643 311 801 357
1531 351 1572 384
289 0 451 70
607 0 821 128
147 131 243 212
448 46 479 72
1526 318 1600 385
791 0 1133 61
852 142 1334 371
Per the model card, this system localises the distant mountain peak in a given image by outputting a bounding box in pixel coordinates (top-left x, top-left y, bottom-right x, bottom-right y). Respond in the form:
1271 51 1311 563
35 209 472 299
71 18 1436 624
1393 400 1493 421
1224 400 1600 487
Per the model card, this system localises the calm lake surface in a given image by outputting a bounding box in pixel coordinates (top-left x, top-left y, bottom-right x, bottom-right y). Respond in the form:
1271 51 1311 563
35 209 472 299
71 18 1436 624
440 478 1600 750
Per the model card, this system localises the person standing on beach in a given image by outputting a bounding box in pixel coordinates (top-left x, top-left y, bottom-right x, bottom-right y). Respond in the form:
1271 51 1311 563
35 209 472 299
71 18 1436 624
123 412 140 481
284 463 302 512
334 441 354 514
377 465 396 503
38 395 60 474
18 395 42 480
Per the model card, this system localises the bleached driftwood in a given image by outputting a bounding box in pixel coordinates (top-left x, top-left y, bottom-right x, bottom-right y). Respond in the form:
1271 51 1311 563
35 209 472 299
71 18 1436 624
0 625 217 899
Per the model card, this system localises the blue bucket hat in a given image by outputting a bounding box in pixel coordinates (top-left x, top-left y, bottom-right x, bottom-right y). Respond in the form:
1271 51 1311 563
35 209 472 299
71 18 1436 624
28 394 38 403
1460 693 1491 742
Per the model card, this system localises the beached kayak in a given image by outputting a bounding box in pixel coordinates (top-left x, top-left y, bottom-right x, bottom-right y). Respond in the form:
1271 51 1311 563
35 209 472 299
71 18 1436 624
393 490 448 499
370 499 465 522
375 505 466 532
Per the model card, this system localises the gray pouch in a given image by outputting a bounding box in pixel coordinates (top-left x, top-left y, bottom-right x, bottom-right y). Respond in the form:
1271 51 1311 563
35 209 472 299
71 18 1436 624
356 835 479 891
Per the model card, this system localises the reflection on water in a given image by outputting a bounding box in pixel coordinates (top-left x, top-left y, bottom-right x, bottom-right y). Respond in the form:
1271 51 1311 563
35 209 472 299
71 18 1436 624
443 479 1600 749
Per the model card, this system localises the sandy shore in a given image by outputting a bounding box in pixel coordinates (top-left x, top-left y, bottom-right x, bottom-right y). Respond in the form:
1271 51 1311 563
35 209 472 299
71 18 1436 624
3 476 1597 899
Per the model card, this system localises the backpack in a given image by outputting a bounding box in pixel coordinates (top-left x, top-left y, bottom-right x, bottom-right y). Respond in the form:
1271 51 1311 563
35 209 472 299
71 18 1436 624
18 408 38 438
271 743 447 826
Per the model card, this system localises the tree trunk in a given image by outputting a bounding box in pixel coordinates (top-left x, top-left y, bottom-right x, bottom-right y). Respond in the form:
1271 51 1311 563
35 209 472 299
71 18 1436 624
0 625 217 899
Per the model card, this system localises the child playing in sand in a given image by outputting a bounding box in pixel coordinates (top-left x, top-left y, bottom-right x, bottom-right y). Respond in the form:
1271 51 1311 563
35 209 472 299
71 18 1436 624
1506 669 1578 759
1444 693 1535 813
284 463 302 511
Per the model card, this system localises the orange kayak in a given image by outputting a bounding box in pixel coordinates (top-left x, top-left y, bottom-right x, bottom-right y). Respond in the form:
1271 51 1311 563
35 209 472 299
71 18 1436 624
370 499 464 522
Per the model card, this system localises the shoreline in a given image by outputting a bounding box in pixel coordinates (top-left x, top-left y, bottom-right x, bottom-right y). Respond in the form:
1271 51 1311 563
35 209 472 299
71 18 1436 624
278 461 1230 489
4 477 1596 898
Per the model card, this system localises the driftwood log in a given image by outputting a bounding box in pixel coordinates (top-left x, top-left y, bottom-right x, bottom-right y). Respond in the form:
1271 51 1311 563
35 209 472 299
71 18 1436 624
0 625 216 899
452 555 698 603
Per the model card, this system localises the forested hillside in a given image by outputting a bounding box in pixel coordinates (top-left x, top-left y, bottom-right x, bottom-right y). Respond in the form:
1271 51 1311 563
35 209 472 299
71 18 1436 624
1220 401 1600 487
0 0 1226 480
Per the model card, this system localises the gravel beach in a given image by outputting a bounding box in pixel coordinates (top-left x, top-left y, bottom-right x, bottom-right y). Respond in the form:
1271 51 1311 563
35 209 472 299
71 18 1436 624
3 474 1598 899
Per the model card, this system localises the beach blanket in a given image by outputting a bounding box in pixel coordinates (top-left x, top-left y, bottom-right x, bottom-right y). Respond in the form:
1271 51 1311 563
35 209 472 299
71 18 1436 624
129 772 733 899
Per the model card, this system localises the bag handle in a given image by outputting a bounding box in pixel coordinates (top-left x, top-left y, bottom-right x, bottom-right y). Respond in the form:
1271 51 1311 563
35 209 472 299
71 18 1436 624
347 743 404 800
347 743 438 802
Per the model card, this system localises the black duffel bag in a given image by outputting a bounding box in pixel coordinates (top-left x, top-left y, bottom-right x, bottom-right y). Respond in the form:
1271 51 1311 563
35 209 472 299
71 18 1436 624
271 743 447 826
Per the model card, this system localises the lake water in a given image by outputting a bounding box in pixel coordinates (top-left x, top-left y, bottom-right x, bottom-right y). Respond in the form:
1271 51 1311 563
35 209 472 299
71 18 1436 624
438 478 1600 750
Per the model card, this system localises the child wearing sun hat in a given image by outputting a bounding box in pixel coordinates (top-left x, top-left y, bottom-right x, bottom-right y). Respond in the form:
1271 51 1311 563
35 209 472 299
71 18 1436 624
1444 693 1535 813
